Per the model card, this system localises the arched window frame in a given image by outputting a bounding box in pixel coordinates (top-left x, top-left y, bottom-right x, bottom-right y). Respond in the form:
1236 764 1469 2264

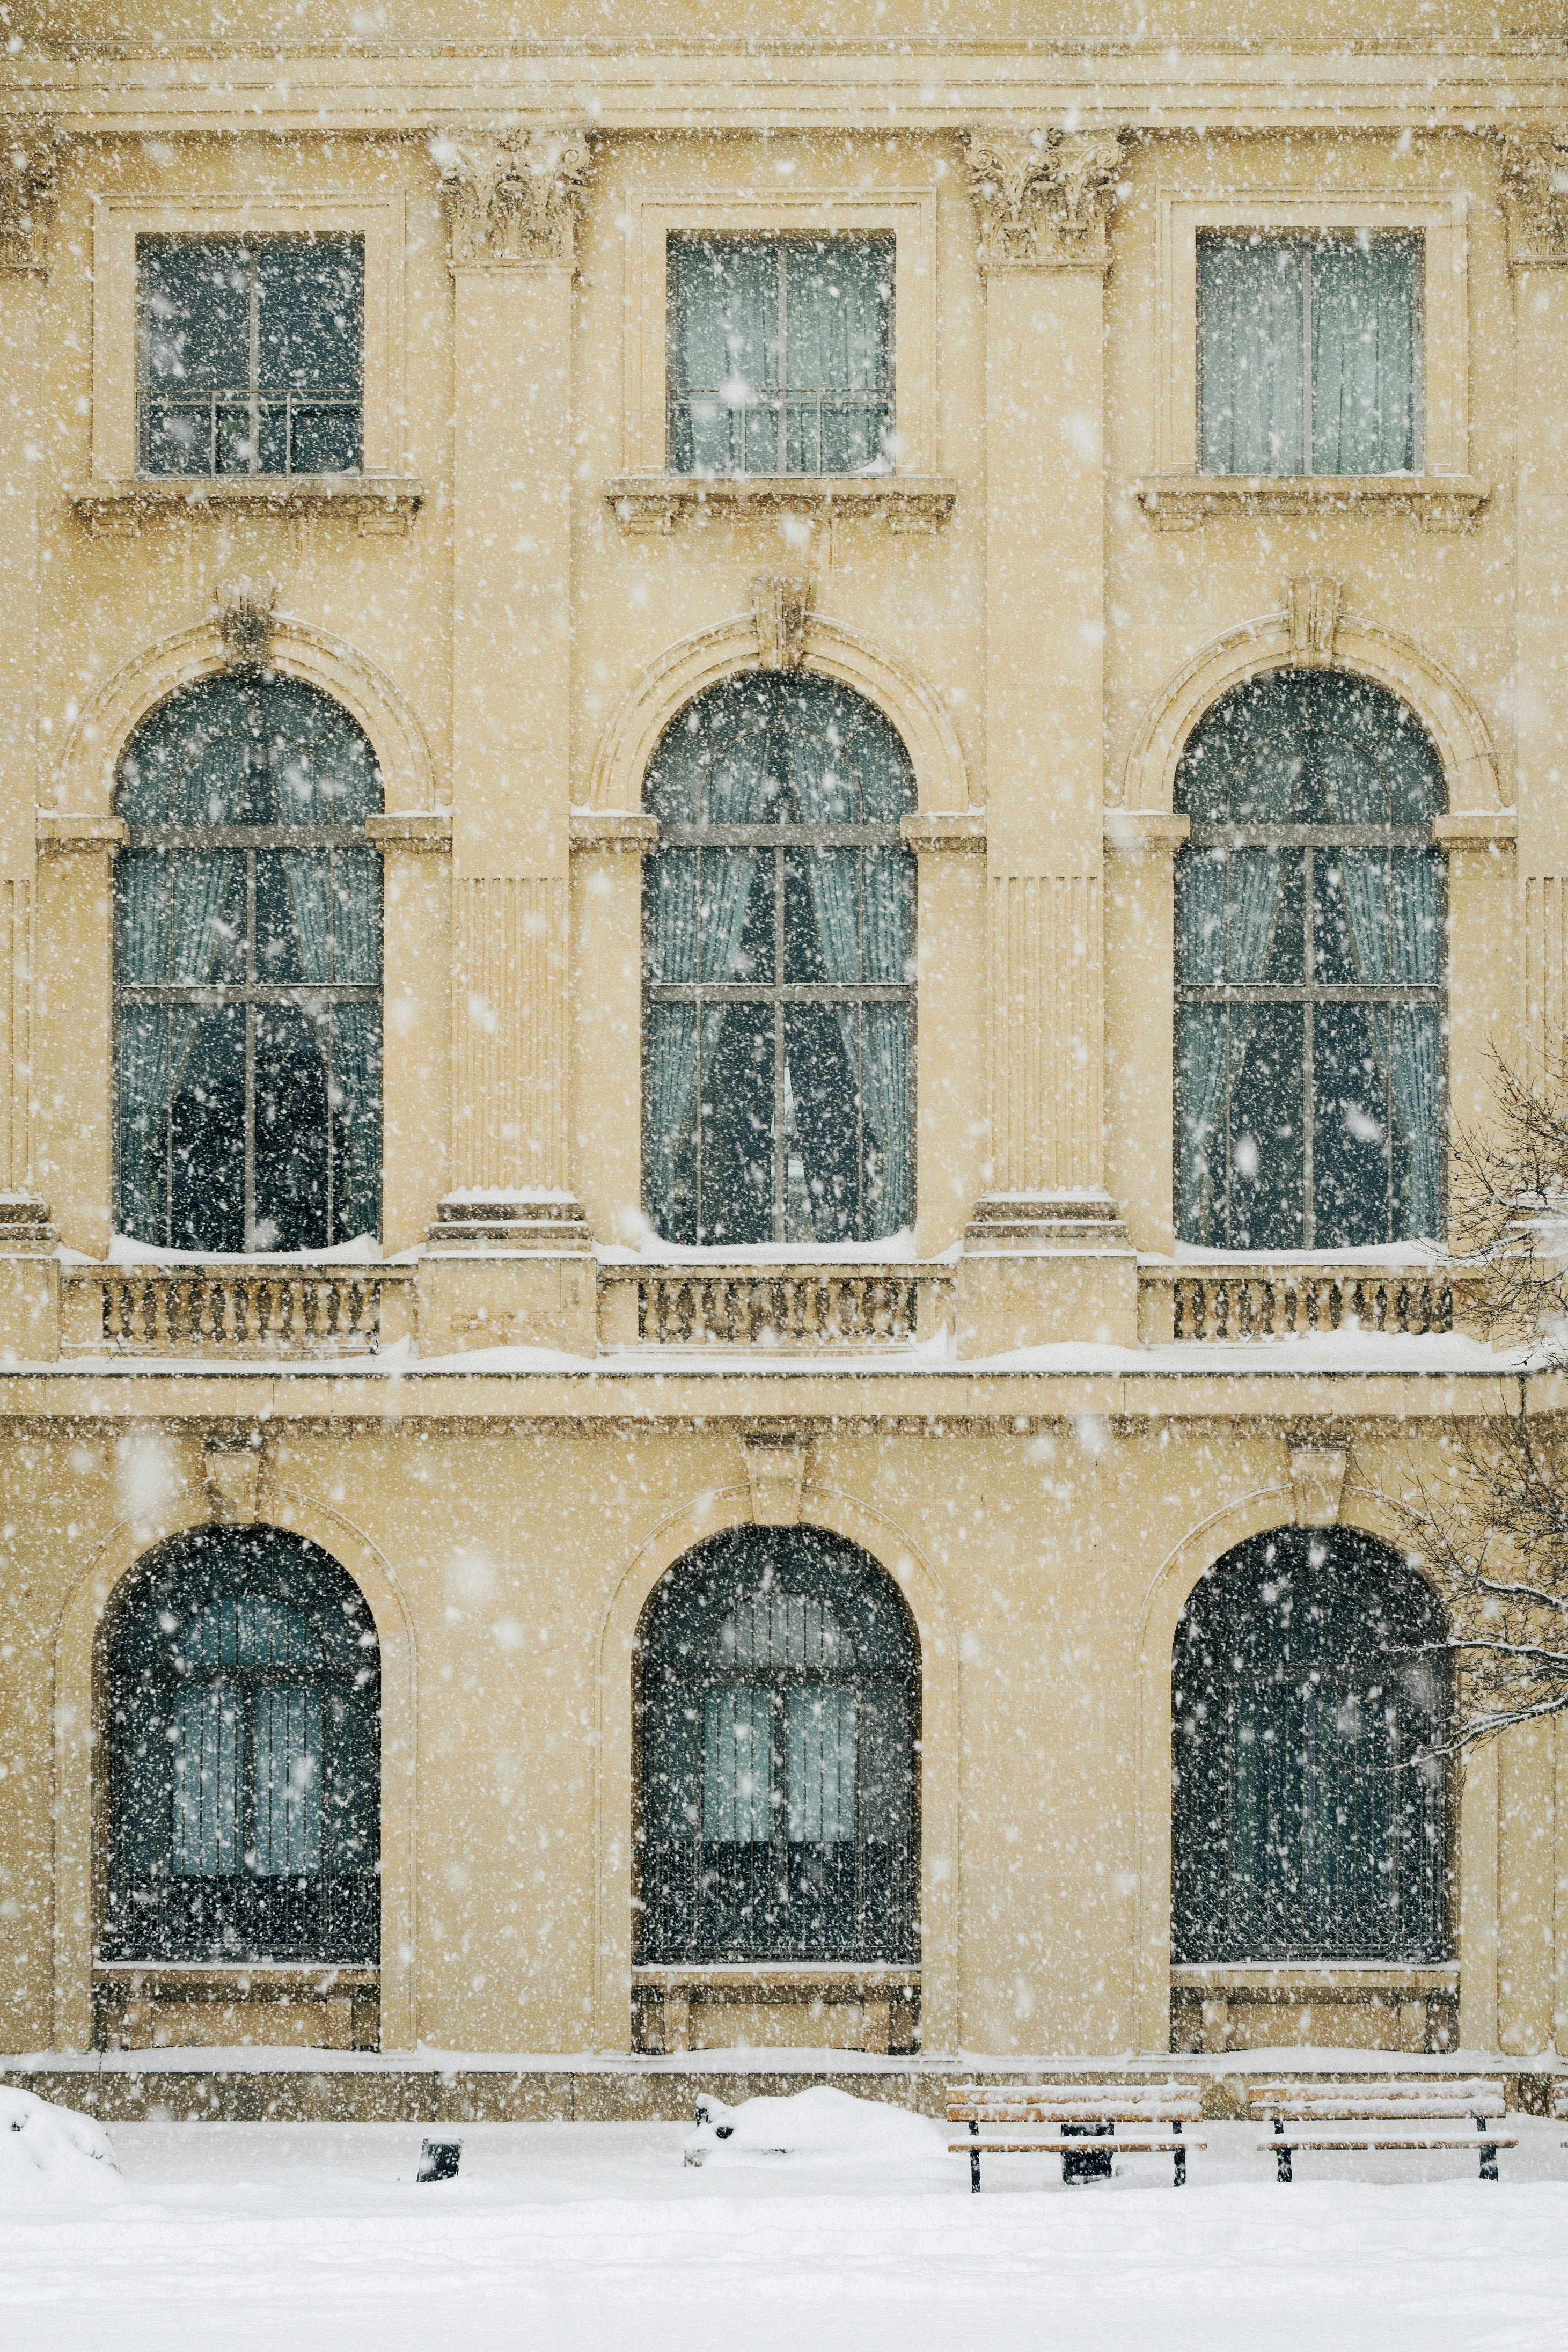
635 1526 920 1967
1171 1526 1451 1967
102 1524 381 1967
1173 667 1447 1251
113 672 384 1252
641 671 917 1248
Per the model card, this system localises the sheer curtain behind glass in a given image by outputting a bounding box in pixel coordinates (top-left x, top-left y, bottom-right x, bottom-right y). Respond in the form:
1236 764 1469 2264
115 674 383 1252
643 672 915 1246
1198 233 1420 477
1173 1527 1450 1964
1174 669 1446 1251
669 235 893 477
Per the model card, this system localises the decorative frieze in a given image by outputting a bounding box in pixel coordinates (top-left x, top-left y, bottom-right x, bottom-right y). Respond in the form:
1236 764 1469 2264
963 129 1126 272
1502 136 1568 270
751 571 815 672
435 127 592 268
0 129 56 276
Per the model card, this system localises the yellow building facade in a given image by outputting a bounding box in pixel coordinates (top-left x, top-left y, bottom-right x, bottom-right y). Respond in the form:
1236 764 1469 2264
0 7 1566 2082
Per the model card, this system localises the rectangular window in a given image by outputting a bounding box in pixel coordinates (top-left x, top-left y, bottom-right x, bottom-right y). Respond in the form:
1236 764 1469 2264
1197 232 1421 477
137 235 364 478
668 233 893 479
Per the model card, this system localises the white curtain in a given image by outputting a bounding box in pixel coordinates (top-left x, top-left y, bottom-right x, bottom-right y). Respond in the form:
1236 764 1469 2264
1311 238 1419 475
171 1685 241 1879
253 1686 323 1877
1198 236 1307 474
787 1687 856 1844
1340 847 1444 1237
703 1687 773 1843
1176 849 1280 1243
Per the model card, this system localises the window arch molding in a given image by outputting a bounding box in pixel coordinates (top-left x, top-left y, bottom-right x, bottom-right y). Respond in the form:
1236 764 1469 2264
583 605 969 819
52 1476 417 2052
54 611 437 822
1130 1479 1478 2054
591 1477 958 2053
1121 609 1500 819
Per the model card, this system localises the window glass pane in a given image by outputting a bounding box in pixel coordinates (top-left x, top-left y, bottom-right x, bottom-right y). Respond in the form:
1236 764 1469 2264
168 1006 246 1253
252 1004 331 1253
644 1003 700 1245
330 847 382 984
140 239 250 393
257 239 363 391
785 847 849 983
253 1686 324 1877
787 1688 856 1843
783 1005 860 1243
699 1003 775 1246
171 1684 243 1879
332 1003 382 1245
1197 235 1306 474
699 847 769 983
1311 236 1419 475
290 402 362 475
645 848 699 985
1224 1003 1307 1250
782 239 892 391
669 237 778 475
1313 1000 1393 1248
862 851 912 985
702 1687 773 1842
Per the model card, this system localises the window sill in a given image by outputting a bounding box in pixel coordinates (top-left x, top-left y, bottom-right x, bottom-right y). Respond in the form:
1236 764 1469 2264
1132 473 1490 535
604 473 959 536
69 474 426 531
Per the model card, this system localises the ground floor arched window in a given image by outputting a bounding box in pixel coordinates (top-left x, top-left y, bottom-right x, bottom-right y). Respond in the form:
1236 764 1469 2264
102 1525 380 1964
636 1525 919 1964
1172 1526 1450 1964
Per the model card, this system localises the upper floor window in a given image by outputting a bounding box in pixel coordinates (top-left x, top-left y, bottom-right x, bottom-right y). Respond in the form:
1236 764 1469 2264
668 233 893 479
1197 231 1421 477
642 673 915 1248
1174 669 1445 1252
115 674 383 1254
138 235 364 478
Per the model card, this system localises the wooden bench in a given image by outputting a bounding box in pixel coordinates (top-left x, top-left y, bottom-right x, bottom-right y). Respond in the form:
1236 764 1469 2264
947 2083 1204 2191
1250 2078 1515 2183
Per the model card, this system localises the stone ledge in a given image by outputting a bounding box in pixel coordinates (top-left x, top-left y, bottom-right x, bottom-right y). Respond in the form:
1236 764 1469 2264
604 473 959 534
569 809 661 853
365 812 453 853
69 475 427 529
1132 473 1491 534
35 811 128 853
901 810 986 854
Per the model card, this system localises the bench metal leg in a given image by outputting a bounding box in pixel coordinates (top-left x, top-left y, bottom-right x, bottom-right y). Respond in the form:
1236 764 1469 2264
1274 2145 1293 2185
970 2146 981 2194
1479 2143 1498 2182
1174 2144 1186 2188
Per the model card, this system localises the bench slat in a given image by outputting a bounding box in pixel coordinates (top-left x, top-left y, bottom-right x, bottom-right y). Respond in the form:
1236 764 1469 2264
1258 2130 1518 2151
950 2135 1205 2153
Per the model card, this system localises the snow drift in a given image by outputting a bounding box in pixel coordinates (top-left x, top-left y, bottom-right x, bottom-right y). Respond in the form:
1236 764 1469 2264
0 2089 121 2204
683 2084 948 2167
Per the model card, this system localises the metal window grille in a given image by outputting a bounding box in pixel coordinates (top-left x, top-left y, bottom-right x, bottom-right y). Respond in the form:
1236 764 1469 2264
137 235 364 479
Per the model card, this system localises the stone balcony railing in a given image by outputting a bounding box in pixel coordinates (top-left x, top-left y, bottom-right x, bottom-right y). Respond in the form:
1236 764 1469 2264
60 1263 416 1358
1136 1257 1478 1345
597 1262 956 1352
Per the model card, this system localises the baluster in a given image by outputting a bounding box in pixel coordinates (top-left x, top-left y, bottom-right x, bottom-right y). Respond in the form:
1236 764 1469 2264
102 1277 123 1345
149 1277 171 1345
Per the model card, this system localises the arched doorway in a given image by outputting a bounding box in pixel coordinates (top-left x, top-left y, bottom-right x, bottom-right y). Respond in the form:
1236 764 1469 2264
641 671 917 1247
1174 667 1446 1250
114 671 383 1252
635 1523 919 1964
101 1523 380 1965
1172 1526 1450 1963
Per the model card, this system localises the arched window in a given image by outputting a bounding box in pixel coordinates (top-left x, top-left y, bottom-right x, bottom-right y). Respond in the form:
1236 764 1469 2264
114 674 383 1252
642 673 916 1246
636 1526 919 1964
1172 1527 1449 1965
1174 670 1446 1250
102 1525 380 1964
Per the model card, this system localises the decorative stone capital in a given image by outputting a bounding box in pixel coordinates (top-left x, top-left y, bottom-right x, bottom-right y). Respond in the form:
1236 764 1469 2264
963 128 1126 272
743 1430 809 1527
1286 574 1344 669
434 127 592 268
1502 136 1568 270
216 576 280 672
751 571 815 672
0 128 56 276
1288 1438 1349 1529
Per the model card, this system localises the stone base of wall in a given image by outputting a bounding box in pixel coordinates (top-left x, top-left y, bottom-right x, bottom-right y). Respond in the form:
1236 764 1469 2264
93 1968 380 2054
631 1967 920 2056
1169 1966 1460 2057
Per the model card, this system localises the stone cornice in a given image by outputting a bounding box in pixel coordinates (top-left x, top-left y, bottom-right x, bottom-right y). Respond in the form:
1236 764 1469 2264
435 126 591 268
963 128 1126 271
0 123 55 276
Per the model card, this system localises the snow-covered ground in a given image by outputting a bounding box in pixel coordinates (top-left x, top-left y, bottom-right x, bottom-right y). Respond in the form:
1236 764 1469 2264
4 2111 1568 2352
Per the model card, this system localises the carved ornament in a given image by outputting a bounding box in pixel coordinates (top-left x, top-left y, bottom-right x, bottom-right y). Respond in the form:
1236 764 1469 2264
216 576 280 672
963 129 1126 272
1288 1438 1349 1529
0 128 56 276
434 127 592 268
1286 574 1344 670
1502 136 1568 270
744 1431 809 1527
751 571 815 672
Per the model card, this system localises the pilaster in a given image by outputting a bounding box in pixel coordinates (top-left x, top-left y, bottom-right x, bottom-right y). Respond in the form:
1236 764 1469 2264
439 129 590 1205
959 130 1127 1350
